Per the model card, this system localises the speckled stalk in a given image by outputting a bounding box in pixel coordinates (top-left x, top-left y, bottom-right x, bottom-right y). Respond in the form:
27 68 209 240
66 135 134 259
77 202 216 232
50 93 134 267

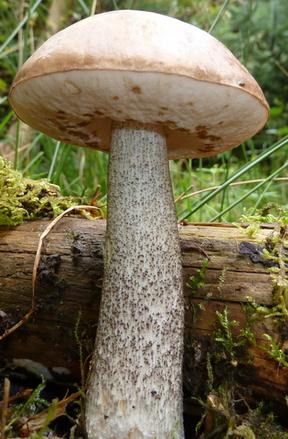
85 122 184 439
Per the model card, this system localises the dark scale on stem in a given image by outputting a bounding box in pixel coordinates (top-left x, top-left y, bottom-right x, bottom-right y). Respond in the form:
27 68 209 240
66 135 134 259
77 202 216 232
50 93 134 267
86 122 184 438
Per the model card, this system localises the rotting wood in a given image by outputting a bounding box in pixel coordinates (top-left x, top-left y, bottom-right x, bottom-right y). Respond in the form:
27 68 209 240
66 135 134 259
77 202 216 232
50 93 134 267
0 218 287 404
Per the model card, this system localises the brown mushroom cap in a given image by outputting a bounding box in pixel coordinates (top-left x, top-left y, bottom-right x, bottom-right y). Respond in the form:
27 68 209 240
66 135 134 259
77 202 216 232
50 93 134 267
9 10 269 159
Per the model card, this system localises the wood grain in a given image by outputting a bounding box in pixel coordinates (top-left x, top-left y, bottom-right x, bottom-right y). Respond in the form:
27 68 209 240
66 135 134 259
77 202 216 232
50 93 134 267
0 218 287 402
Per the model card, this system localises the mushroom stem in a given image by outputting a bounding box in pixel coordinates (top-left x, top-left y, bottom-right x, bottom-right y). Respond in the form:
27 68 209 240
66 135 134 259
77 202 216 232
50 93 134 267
86 122 184 439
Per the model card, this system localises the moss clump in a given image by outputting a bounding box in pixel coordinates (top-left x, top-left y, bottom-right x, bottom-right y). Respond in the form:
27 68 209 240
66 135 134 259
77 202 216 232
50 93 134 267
239 204 288 367
0 156 75 226
240 203 288 225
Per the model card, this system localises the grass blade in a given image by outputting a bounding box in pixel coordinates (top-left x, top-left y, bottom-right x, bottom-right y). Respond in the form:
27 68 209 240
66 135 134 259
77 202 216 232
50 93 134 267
48 141 61 181
0 0 44 55
210 161 288 222
77 0 89 16
14 121 21 170
209 0 230 33
22 151 44 174
0 111 13 132
178 136 288 222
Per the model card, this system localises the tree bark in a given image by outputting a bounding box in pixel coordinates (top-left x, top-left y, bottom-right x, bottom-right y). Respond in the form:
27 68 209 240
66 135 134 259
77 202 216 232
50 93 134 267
0 218 287 405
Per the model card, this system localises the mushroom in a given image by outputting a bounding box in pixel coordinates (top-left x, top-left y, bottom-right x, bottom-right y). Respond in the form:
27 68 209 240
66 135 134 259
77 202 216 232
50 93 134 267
9 10 269 439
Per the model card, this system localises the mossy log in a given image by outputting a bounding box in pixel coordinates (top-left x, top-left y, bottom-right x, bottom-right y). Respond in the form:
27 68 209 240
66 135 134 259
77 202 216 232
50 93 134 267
0 218 287 404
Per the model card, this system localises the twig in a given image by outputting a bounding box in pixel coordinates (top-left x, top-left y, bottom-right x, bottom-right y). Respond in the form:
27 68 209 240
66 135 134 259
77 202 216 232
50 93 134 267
0 389 33 408
19 391 81 436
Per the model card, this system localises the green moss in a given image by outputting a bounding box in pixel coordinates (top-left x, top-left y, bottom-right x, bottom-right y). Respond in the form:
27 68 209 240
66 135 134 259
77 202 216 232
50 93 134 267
239 204 288 367
194 206 288 435
0 156 75 226
213 307 256 368
187 258 209 295
240 204 288 225
182 206 288 436
245 223 261 239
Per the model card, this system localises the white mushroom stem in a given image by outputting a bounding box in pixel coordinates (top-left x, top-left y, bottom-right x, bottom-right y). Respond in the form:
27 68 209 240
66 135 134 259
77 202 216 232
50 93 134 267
86 122 184 439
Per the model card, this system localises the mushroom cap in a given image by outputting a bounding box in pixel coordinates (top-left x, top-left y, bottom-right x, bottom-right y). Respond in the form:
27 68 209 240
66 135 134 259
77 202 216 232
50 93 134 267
9 10 269 160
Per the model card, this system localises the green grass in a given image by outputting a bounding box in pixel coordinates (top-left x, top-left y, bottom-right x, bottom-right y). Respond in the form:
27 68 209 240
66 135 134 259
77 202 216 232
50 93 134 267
0 0 287 223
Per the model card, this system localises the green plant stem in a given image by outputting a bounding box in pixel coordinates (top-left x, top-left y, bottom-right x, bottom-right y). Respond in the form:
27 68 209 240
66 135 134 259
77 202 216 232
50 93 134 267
0 97 8 105
48 141 61 181
22 151 44 175
90 0 98 15
241 143 249 162
252 179 274 212
23 0 33 65
176 177 288 203
14 120 21 170
77 0 89 15
219 154 230 221
210 160 288 221
209 0 230 33
0 0 44 55
178 136 288 222
0 111 13 133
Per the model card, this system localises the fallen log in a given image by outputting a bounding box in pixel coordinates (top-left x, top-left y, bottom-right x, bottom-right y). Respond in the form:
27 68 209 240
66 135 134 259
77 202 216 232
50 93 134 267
0 218 287 404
